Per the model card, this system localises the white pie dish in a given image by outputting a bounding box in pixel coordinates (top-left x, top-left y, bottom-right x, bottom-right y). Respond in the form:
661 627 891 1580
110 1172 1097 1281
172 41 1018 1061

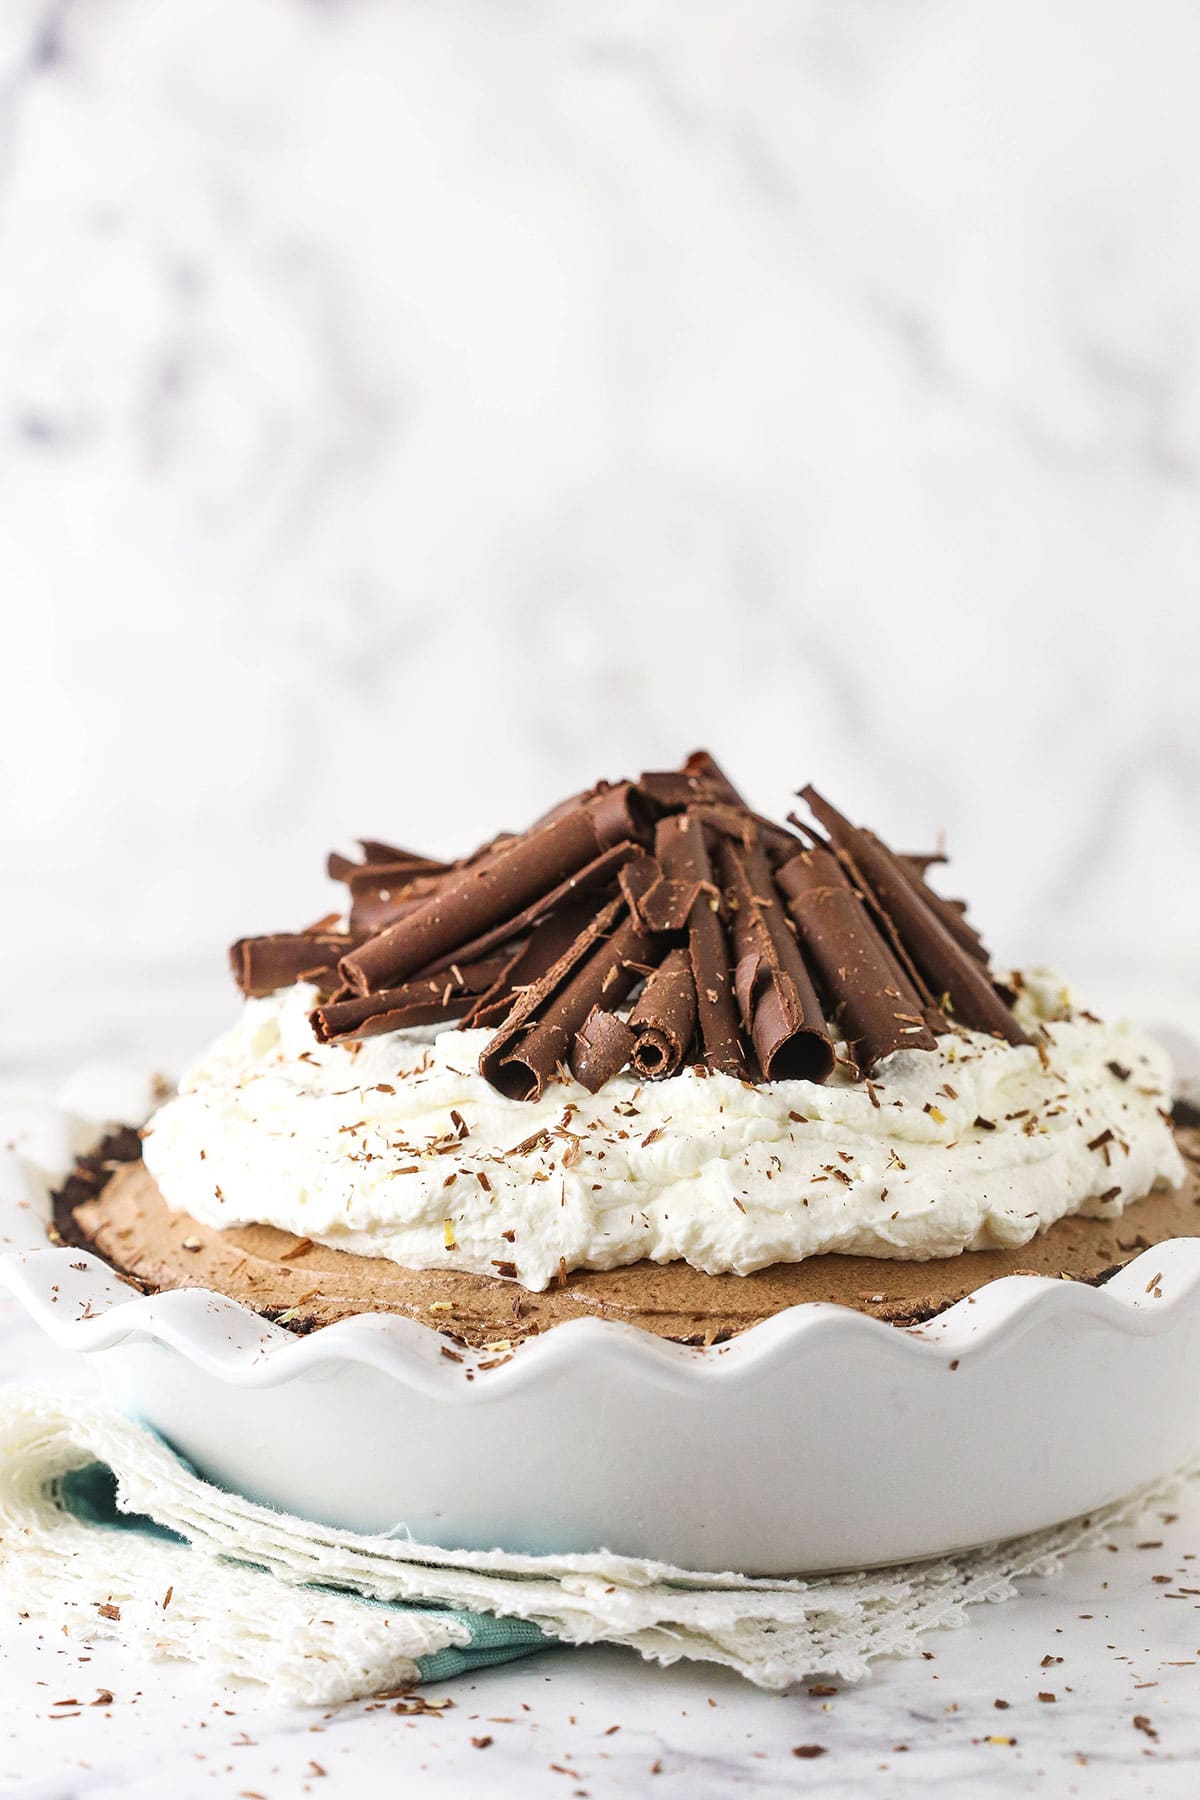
2 1069 1199 1576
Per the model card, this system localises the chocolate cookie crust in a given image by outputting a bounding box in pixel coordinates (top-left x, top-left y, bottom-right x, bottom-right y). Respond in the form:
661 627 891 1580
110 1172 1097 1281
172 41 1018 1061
54 1126 1200 1350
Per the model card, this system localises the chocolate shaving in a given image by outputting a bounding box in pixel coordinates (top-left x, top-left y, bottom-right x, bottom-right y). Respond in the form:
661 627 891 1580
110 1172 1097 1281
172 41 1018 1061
340 783 651 995
573 1008 636 1093
230 933 358 999
656 812 746 1077
629 945 697 1079
800 788 1028 1046
720 834 835 1083
777 846 937 1071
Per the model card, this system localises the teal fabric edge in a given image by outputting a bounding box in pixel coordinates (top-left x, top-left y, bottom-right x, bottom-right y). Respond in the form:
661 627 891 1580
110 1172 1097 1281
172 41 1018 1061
55 1461 552 1685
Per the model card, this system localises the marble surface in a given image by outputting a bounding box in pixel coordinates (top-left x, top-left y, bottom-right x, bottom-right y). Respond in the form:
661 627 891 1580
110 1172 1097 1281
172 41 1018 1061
0 0 1198 1091
1 3 1199 1790
1 1297 1199 1798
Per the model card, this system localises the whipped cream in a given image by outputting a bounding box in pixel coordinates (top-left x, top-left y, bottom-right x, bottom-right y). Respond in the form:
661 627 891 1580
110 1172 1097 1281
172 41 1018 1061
141 972 1185 1291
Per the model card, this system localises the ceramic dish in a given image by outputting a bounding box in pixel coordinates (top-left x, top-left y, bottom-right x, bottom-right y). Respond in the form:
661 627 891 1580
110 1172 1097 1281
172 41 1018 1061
3 1069 1200 1576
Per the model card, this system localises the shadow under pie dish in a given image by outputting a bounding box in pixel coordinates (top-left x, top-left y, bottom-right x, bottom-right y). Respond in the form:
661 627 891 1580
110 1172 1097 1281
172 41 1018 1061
7 751 1200 1572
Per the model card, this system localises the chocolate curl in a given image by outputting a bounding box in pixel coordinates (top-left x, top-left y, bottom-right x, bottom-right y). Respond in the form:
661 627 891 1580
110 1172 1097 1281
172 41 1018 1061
791 812 945 1030
478 899 623 1092
480 900 655 1102
619 841 699 932
325 841 452 934
460 904 597 1029
800 787 1029 1047
639 753 801 862
327 843 444 882
894 860 989 966
301 911 343 934
720 837 835 1084
701 804 801 863
637 770 708 811
777 847 938 1071
230 933 357 998
346 866 447 935
421 843 646 976
527 781 612 830
681 752 806 860
683 749 748 807
656 813 746 1078
629 946 697 1079
340 782 651 996
628 871 702 933
358 840 448 868
899 850 947 878
556 914 655 1091
573 1009 636 1093
638 749 748 813
310 956 512 1044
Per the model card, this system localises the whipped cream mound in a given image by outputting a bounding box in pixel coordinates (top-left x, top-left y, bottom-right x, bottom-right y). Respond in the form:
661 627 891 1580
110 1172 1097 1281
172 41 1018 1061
141 973 1185 1293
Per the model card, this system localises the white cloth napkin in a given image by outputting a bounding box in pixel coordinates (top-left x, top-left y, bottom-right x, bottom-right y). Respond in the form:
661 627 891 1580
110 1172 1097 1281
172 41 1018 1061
0 1385 1189 1708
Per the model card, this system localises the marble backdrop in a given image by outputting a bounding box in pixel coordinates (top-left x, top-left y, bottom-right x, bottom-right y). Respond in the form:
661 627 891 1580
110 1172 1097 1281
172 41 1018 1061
1 0 1197 1085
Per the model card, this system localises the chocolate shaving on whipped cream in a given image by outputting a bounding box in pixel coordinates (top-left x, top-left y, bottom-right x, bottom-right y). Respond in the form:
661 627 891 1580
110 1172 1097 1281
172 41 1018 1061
229 752 1029 1098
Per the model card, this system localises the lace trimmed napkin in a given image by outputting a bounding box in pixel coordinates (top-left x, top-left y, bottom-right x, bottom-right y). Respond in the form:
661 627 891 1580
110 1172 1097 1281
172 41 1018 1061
0 1386 1189 1708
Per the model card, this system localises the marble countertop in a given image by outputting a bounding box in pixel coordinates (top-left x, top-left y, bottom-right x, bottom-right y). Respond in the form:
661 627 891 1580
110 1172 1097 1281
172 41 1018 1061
1 0 1199 1788
1 1299 1198 1798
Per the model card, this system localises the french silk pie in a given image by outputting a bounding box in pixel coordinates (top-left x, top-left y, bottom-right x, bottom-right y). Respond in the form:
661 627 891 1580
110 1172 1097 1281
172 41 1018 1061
55 753 1198 1348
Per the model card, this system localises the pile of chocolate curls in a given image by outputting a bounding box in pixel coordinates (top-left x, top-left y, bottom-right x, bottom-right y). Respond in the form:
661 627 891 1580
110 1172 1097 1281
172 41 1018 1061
230 751 1028 1101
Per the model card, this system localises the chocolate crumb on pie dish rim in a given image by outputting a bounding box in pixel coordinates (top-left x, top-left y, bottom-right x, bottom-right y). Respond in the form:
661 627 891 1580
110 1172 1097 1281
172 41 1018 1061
3 1073 1200 1577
